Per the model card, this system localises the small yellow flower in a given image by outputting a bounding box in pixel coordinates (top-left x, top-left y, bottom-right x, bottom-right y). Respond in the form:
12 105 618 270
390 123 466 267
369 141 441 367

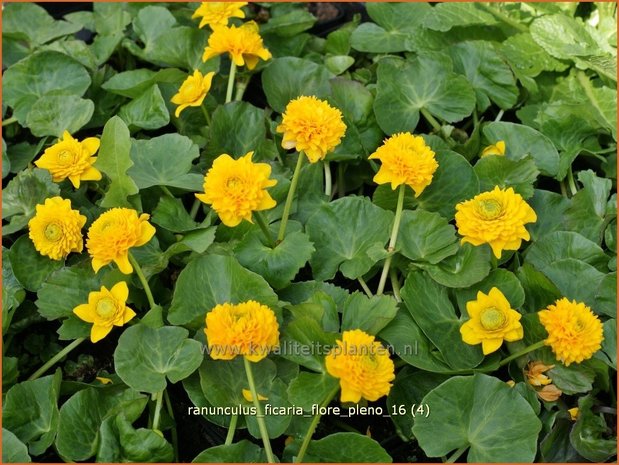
538 298 604 366
369 132 438 196
73 282 136 343
192 2 247 29
276 96 346 163
480 140 506 158
28 196 86 260
202 21 271 70
460 287 524 355
205 300 280 363
86 208 156 274
171 70 215 118
525 361 554 387
505 380 516 387
325 329 395 403
35 131 102 188
568 407 579 421
96 377 113 385
242 389 268 402
455 186 537 258
195 152 277 227
537 384 562 402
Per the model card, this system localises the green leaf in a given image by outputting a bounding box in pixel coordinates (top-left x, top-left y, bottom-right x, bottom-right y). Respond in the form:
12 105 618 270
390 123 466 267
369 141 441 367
325 55 355 75
235 229 315 289
102 68 186 99
526 189 570 241
418 243 492 289
374 55 476 135
525 231 609 273
261 9 316 37
6 141 38 174
500 33 569 80
413 374 542 461
547 362 595 395
291 432 392 463
402 271 483 370
287 372 339 411
456 269 526 314
25 95 94 138
128 133 202 190
595 272 617 318
305 196 394 280
280 315 338 373
3 3 81 46
482 122 560 177
262 57 334 113
151 196 200 233
474 155 539 199
2 168 60 235
341 292 398 336
3 356 19 389
570 395 617 461
192 440 268 463
114 324 203 394
95 116 139 208
515 263 563 314
564 170 612 243
3 371 62 456
423 3 497 31
168 254 278 329
2 428 32 463
398 209 458 264
596 319 616 369
92 3 131 35
57 315 91 341
118 85 169 130
9 236 64 292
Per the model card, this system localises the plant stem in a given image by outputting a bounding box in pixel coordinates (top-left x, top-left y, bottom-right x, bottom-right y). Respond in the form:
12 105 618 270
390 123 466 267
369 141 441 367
390 268 402 303
190 198 201 219
2 116 17 126
337 162 346 198
357 277 373 298
277 153 305 242
446 445 469 463
376 185 406 295
476 3 528 32
254 211 275 248
494 109 504 122
243 357 275 463
225 414 238 446
200 103 212 126
420 108 442 133
225 61 237 104
296 384 340 463
567 167 578 196
498 340 546 367
163 390 179 462
152 389 164 431
324 161 332 198
27 337 85 381
128 252 156 310
160 185 174 198
235 75 249 101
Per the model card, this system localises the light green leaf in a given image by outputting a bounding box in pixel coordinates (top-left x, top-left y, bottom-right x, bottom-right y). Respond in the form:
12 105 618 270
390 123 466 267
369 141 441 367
192 440 268 463
341 292 398 335
423 3 497 31
526 189 570 241
525 231 609 273
9 236 64 292
280 315 338 373
537 258 605 309
500 33 569 80
118 84 169 130
570 395 617 461
515 263 563 314
93 3 132 35
290 432 392 463
261 9 316 37
398 209 458 264
3 3 82 46
102 68 187 99
3 428 31 463
595 272 617 318
474 155 539 199
325 55 355 75
287 372 339 411
564 170 612 243
456 268 526 314
418 243 492 289
25 95 94 138
151 196 200 233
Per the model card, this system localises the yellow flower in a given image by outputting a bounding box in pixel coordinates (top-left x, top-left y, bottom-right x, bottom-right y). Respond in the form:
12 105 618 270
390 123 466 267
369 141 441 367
86 208 156 274
505 380 516 387
204 300 280 363
195 152 277 227
325 329 395 403
525 361 554 387
537 384 562 402
202 21 271 70
276 96 346 163
192 2 247 29
242 389 268 402
480 140 506 158
171 70 215 118
460 287 524 355
455 186 537 258
368 132 438 196
28 196 86 260
73 282 136 343
538 298 604 366
568 407 579 421
34 131 101 188
96 377 113 385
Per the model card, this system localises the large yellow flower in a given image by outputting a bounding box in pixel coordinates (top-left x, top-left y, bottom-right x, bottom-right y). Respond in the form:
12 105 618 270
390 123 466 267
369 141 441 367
192 2 247 29
202 21 271 70
171 70 215 118
538 298 604 366
276 96 346 163
34 131 101 188
73 282 136 343
460 287 524 355
455 186 537 258
205 300 280 363
28 196 86 260
480 140 506 158
86 208 156 274
325 329 395 403
195 152 277 227
369 132 438 196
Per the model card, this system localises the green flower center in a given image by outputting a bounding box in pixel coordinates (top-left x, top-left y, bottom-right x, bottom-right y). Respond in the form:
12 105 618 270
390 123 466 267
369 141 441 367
480 307 506 331
96 297 116 319
44 223 63 242
226 177 241 189
58 149 74 163
477 199 503 219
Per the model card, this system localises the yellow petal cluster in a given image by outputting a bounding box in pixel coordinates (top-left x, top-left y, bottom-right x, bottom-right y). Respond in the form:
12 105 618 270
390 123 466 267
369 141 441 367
276 96 346 163
73 282 136 343
537 384 562 402
460 287 523 355
28 197 87 261
204 300 280 363
525 361 554 387
86 208 156 274
195 152 277 227
171 70 215 117
455 186 537 258
480 140 506 158
35 131 102 188
538 298 604 366
202 21 271 70
325 329 395 403
568 407 579 421
242 389 268 402
192 2 247 29
369 132 438 196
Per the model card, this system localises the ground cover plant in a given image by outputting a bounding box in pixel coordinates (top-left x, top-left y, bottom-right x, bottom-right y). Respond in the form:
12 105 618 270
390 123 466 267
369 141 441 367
1 1 617 463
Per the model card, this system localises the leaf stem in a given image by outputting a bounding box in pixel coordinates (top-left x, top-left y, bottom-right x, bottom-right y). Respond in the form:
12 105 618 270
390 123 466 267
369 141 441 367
27 337 85 381
277 152 305 242
2 116 18 127
243 357 275 463
324 161 332 198
163 390 179 462
254 211 275 248
225 61 237 104
498 340 546 367
567 167 578 196
160 185 174 198
128 252 156 310
190 198 201 219
420 108 442 133
200 103 212 126
337 162 346 198
152 389 164 431
225 414 238 446
390 268 402 303
476 3 528 32
357 277 373 297
376 184 406 295
446 445 468 463
235 75 250 101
